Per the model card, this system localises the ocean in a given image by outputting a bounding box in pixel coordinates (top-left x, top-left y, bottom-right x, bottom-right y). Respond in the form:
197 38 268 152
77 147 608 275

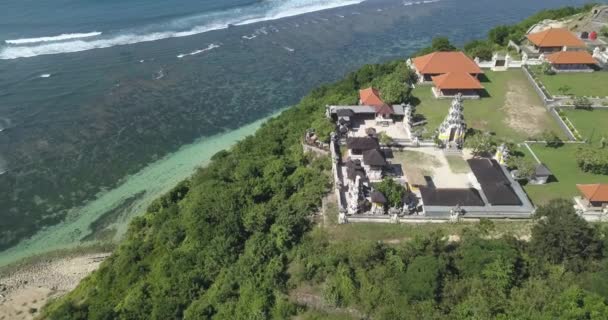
0 0 593 266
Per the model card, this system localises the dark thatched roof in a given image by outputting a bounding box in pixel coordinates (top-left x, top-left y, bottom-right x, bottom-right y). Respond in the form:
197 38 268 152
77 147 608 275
534 163 552 177
337 108 355 117
363 149 387 167
419 187 485 206
345 159 366 181
467 158 522 206
346 137 379 151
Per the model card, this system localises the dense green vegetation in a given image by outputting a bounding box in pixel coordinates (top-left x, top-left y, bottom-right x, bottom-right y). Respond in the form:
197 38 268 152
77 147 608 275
577 146 608 175
45 59 608 320
42 61 409 320
290 200 608 319
43 6 608 319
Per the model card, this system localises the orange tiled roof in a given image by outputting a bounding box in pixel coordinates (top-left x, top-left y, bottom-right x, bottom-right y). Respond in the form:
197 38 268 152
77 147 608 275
546 51 598 65
577 184 608 202
359 87 385 108
527 28 585 48
431 72 484 90
412 51 483 75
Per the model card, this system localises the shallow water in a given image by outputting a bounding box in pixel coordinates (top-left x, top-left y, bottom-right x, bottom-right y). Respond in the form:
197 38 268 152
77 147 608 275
0 116 272 267
0 0 593 264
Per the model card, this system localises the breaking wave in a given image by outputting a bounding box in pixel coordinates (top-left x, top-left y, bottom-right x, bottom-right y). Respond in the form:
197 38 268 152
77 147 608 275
5 32 102 45
0 0 365 60
177 43 221 58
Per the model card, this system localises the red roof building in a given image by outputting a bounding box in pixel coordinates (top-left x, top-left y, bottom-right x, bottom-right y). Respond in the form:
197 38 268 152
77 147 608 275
359 87 385 107
412 51 483 81
359 87 394 116
545 51 598 71
526 28 585 53
411 51 484 98
432 72 485 90
577 184 608 207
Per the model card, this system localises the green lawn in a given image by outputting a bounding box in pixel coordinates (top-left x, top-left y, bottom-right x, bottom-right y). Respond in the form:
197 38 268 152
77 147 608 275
562 109 608 143
537 71 608 97
521 143 608 205
412 70 563 141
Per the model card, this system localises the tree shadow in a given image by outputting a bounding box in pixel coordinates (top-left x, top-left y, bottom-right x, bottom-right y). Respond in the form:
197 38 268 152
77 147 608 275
413 113 427 123
510 150 525 158
409 96 422 107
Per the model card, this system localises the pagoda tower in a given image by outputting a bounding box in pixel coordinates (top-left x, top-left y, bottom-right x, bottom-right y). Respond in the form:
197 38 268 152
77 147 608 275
437 93 466 148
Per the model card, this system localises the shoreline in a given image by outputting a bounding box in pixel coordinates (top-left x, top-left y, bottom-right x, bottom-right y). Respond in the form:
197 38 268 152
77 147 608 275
0 248 112 320
0 112 280 268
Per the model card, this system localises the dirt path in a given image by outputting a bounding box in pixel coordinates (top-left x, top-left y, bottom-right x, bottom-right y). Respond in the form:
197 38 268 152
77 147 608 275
0 253 110 320
502 82 548 136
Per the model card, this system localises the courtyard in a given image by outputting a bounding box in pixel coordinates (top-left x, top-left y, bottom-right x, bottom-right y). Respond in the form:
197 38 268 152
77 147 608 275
348 118 411 140
411 70 564 141
390 148 472 189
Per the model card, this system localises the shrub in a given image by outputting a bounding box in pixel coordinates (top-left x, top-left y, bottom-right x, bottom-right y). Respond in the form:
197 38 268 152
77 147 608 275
577 146 608 175
373 178 406 208
378 132 394 145
542 131 563 148
311 117 336 143
508 157 536 180
573 97 592 109
465 133 496 156
601 25 608 38
541 62 555 75
464 40 494 61
557 85 571 96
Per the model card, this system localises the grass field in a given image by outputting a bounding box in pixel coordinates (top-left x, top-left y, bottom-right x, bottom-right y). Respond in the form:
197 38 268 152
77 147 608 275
521 143 608 205
411 70 563 141
537 71 608 97
562 108 608 143
323 220 534 243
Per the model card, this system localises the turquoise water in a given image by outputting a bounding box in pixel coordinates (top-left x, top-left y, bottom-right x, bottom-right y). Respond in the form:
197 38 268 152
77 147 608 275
0 115 273 267
0 0 594 262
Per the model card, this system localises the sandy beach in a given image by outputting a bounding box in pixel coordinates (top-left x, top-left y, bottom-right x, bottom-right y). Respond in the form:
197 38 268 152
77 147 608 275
0 252 110 320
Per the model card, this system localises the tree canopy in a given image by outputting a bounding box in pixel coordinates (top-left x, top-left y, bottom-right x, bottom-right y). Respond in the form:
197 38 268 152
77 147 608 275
42 5 608 319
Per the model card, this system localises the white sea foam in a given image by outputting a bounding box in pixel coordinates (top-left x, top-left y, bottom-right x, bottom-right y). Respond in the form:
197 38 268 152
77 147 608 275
39 73 51 78
0 118 11 132
154 69 165 80
176 43 220 58
242 34 257 40
404 0 439 6
0 0 365 60
5 32 102 45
